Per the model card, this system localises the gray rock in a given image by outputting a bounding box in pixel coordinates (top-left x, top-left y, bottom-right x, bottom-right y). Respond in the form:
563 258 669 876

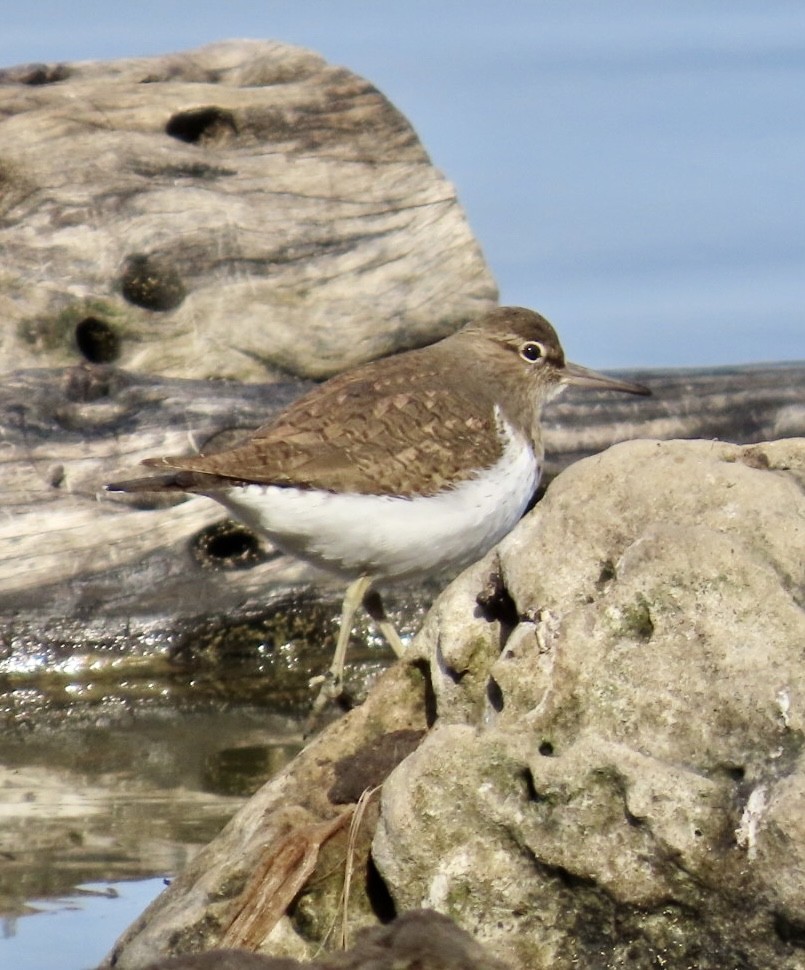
374 438 805 969
105 438 805 970
0 40 495 382
135 910 510 969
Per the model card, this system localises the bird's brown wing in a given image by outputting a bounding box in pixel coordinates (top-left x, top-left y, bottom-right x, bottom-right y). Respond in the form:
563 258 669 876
142 348 503 498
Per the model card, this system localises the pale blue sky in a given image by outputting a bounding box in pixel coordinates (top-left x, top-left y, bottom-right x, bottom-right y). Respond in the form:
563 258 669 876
3 1 804 367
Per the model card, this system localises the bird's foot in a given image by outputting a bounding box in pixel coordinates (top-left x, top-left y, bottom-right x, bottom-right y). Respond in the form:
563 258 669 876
308 669 343 696
305 669 346 734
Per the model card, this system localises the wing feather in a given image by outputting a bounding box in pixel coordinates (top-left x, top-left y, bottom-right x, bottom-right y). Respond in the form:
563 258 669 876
143 346 504 497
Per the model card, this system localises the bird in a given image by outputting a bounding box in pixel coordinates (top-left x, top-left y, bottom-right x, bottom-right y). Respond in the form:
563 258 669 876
107 306 650 711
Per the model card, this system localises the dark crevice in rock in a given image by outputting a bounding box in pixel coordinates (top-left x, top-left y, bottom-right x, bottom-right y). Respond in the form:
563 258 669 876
727 765 746 782
596 558 617 590
519 766 540 802
486 677 504 713
365 854 396 924
624 806 645 828
774 912 805 948
443 664 467 686
475 566 519 651
545 861 598 892
525 479 549 512
411 658 438 729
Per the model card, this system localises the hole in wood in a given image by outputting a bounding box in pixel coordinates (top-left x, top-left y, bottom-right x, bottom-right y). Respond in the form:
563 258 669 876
191 520 265 570
120 253 186 311
165 106 238 145
74 317 121 363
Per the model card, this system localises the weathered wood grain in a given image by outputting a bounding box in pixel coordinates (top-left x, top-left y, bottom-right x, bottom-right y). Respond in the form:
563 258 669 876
0 40 496 383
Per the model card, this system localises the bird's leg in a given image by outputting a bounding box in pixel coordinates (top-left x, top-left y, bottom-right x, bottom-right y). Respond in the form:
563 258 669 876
309 574 373 715
362 587 406 658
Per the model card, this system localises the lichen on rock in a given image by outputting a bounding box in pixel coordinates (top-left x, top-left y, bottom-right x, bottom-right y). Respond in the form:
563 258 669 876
375 438 805 969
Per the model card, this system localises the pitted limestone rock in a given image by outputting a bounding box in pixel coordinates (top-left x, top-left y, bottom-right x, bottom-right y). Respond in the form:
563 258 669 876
378 438 805 970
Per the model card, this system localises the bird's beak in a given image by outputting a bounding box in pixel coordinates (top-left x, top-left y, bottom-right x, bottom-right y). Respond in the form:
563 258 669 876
562 360 651 396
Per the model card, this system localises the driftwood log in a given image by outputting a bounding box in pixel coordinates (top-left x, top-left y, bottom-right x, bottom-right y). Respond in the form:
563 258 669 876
1 360 802 631
0 39 496 383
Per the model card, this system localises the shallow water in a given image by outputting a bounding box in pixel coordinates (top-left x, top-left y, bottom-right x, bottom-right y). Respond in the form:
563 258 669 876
2 879 165 970
0 606 404 968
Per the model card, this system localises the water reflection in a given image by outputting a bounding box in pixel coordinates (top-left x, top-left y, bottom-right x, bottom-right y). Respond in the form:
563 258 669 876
0 698 303 916
0 591 423 931
1 878 167 970
0 583 424 970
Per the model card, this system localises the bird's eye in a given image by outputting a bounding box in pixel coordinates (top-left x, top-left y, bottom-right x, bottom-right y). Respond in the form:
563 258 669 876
520 341 545 362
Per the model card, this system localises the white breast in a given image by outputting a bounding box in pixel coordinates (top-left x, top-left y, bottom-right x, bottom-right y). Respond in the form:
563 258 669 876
206 416 540 581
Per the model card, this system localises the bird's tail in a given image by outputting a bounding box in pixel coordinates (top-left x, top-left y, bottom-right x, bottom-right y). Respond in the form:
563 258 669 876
106 470 224 493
